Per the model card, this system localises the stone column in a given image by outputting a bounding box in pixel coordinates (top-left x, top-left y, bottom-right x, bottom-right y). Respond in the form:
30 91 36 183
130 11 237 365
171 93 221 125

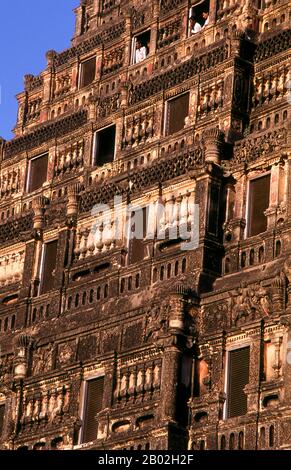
124 12 132 67
74 4 84 38
30 196 46 297
203 127 224 165
265 163 281 229
149 0 160 55
284 257 291 313
209 0 218 24
159 288 187 423
66 183 80 268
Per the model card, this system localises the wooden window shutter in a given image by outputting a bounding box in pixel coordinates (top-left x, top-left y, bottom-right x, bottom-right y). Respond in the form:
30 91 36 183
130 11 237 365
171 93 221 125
0 404 5 437
82 377 104 443
80 57 96 88
248 174 270 237
40 240 58 295
166 92 189 136
227 347 250 418
28 154 48 193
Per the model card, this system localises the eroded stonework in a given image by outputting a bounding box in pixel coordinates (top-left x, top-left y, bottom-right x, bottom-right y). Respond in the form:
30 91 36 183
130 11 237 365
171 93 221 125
0 0 290 451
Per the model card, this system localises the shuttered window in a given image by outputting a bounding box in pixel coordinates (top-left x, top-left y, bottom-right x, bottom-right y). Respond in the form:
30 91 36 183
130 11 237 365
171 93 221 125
82 377 104 443
0 404 5 437
80 57 96 88
165 92 189 136
40 240 58 295
94 125 116 166
27 153 48 193
248 174 270 237
227 347 250 418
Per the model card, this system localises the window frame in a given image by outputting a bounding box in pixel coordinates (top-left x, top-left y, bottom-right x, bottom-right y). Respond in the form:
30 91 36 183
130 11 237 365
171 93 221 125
78 55 97 89
92 124 116 167
131 29 151 65
79 373 105 445
245 172 271 239
26 153 49 193
163 91 190 137
223 344 250 420
38 239 58 296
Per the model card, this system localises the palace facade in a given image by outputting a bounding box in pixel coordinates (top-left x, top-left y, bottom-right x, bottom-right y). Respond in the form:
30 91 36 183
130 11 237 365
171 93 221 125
0 0 290 451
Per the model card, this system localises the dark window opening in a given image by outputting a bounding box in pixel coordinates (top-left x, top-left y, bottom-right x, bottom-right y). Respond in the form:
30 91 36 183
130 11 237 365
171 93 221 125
82 377 104 444
229 433 235 450
27 153 48 193
238 431 244 450
227 347 250 418
128 207 148 265
248 174 270 237
80 57 96 88
40 240 58 295
165 92 189 136
207 183 220 235
220 435 226 450
189 0 210 36
133 30 151 64
94 125 116 166
269 425 274 447
0 404 5 437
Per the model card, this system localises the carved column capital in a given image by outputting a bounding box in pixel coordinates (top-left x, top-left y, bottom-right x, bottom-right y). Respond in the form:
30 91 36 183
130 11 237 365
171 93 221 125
66 183 81 225
203 127 224 164
32 196 47 230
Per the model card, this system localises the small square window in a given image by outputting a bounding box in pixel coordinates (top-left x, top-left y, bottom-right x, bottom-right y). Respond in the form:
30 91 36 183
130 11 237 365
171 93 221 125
93 125 116 166
79 56 96 88
27 153 48 193
165 92 189 136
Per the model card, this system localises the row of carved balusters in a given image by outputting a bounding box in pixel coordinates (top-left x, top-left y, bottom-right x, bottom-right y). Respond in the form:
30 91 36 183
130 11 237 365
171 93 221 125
101 46 125 77
122 109 155 149
74 221 118 260
159 192 196 235
74 192 196 260
197 81 224 118
0 251 25 286
252 67 290 108
54 140 85 177
0 168 21 198
52 73 71 99
157 18 181 49
20 386 70 430
217 0 240 20
114 361 161 404
25 98 42 124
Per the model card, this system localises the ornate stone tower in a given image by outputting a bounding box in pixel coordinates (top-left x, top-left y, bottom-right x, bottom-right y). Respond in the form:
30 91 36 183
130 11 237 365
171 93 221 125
0 0 290 451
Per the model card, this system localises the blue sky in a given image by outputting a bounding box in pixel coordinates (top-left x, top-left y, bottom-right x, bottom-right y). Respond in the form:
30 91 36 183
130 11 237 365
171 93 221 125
0 0 78 140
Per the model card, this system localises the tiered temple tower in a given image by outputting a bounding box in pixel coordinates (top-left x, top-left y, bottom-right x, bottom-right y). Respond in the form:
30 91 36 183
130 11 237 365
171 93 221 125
0 0 290 450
